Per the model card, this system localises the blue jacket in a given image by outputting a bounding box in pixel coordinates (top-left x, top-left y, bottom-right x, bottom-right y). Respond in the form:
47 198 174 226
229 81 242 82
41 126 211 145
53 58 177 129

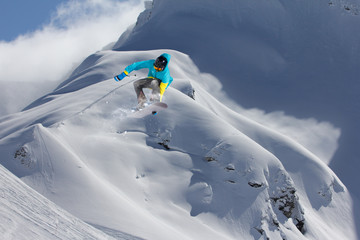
125 53 173 89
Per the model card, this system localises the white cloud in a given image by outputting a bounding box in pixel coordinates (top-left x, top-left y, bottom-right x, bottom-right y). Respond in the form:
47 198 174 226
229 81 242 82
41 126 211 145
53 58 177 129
0 0 144 116
240 108 341 164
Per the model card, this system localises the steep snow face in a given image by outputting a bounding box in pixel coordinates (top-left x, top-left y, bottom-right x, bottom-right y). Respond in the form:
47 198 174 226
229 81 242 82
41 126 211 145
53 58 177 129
114 0 360 200
0 164 116 240
0 50 358 239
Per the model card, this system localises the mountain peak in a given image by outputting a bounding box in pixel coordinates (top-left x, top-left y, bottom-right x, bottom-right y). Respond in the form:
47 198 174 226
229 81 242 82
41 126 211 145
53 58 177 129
1 49 358 239
1 0 360 238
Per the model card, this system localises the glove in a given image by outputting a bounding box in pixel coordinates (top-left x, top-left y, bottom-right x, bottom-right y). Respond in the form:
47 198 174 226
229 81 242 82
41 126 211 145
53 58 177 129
114 71 128 81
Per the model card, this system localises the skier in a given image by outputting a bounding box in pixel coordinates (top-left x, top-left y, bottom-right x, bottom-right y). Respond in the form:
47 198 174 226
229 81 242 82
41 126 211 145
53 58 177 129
114 53 173 109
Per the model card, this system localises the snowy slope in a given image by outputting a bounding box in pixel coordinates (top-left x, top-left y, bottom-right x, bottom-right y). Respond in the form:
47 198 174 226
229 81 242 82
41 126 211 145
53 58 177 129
1 0 360 239
0 164 116 240
0 50 359 239
114 0 360 200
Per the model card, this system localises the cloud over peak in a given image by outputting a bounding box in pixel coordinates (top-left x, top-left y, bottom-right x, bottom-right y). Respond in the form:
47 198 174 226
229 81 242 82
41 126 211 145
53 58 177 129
0 0 144 116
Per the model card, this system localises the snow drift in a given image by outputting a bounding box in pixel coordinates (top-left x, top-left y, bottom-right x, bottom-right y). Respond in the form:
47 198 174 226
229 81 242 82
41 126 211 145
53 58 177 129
0 50 358 239
1 0 360 239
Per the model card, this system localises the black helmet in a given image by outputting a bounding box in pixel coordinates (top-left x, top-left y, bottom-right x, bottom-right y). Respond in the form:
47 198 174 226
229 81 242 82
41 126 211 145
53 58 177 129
154 55 168 71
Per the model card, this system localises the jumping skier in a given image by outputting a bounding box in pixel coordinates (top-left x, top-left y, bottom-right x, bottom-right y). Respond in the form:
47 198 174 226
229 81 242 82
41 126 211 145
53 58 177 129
114 53 173 109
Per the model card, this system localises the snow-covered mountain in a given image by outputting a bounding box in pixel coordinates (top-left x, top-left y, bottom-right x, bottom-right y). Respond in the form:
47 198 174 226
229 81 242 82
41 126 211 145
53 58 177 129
1 0 360 239
115 0 360 200
1 49 358 239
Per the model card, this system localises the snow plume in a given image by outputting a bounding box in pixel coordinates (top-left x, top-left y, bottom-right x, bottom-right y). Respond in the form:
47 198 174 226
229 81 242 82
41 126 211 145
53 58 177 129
241 109 341 165
0 0 144 116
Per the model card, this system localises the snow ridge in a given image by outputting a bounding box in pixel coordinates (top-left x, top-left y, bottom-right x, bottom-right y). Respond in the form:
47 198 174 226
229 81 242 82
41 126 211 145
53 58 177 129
1 0 360 238
114 0 360 202
1 49 358 239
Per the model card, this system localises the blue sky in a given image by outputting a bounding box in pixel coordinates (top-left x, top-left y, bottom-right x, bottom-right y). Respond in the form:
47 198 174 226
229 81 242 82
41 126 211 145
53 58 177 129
0 0 65 41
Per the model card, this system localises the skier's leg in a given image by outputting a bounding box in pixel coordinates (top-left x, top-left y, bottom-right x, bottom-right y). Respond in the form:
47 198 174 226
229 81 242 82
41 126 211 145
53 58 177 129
133 78 155 108
150 79 161 102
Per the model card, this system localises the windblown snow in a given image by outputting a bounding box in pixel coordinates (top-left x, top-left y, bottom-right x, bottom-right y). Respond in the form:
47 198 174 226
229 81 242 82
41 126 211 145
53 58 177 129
1 0 360 239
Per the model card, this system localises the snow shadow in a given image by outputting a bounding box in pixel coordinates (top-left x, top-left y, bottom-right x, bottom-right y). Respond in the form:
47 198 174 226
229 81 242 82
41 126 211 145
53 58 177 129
90 223 146 240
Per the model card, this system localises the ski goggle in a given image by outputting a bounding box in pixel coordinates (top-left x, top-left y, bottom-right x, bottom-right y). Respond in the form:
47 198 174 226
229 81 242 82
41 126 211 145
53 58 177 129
154 66 164 71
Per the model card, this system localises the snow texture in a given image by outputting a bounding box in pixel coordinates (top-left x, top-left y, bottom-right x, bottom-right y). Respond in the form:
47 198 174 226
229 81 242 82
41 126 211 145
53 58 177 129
114 0 360 200
1 0 360 239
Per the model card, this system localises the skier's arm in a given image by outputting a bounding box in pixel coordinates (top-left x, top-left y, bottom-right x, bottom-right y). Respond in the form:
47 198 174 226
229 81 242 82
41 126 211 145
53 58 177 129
159 82 168 102
125 60 154 73
115 60 153 81
159 72 173 101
